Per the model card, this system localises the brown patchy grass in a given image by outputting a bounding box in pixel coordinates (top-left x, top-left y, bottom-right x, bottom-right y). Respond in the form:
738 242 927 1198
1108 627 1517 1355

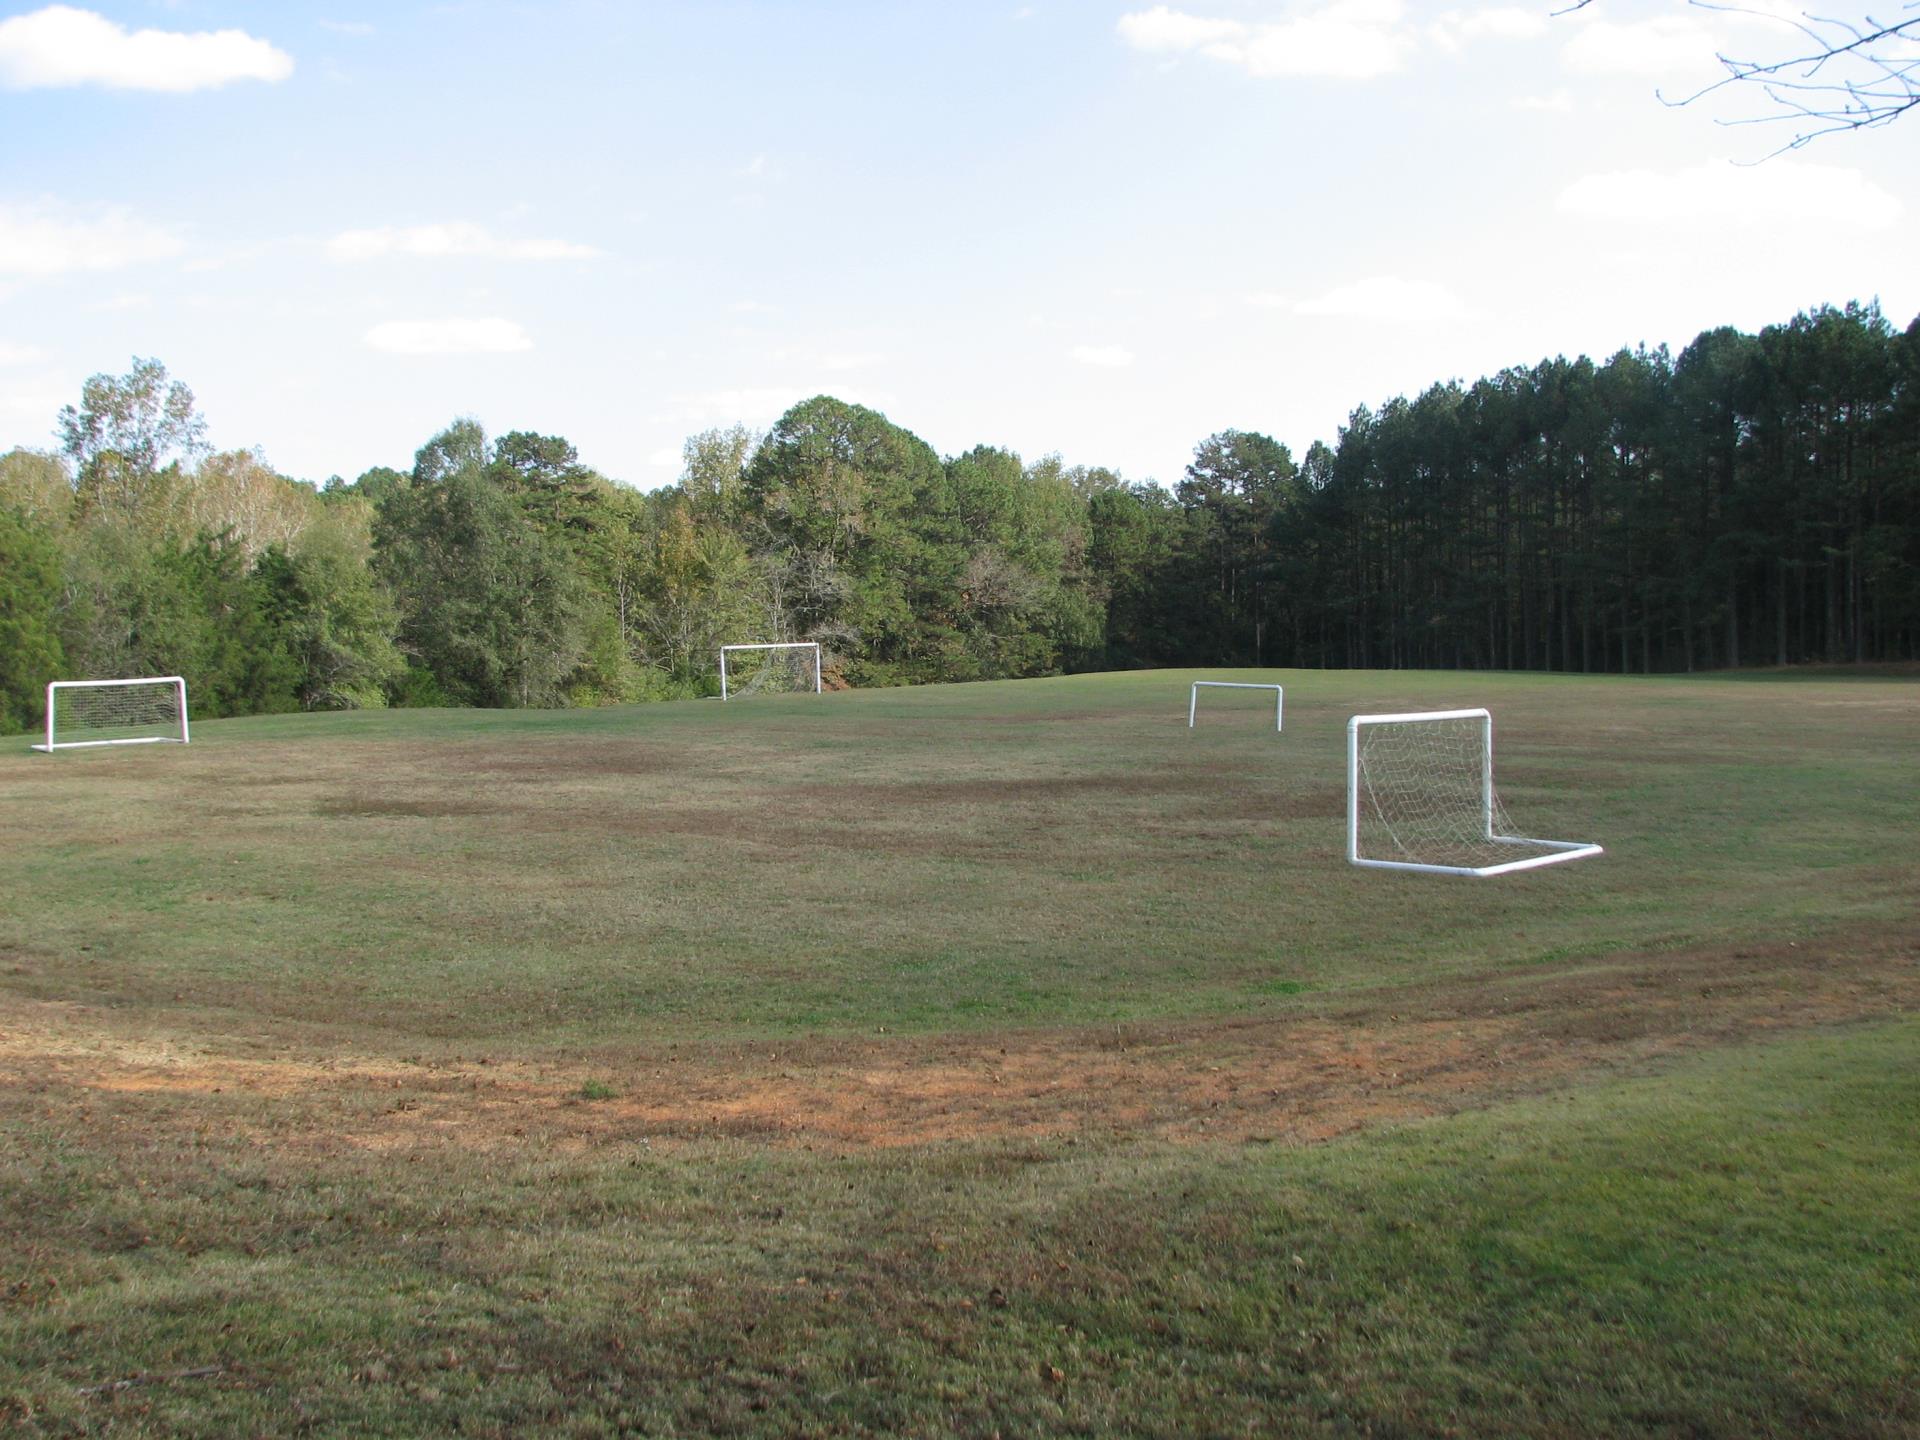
5 921 1911 1160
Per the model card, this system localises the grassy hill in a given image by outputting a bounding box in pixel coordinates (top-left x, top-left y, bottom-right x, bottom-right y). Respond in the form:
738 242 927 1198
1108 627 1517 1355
2 668 1915 1435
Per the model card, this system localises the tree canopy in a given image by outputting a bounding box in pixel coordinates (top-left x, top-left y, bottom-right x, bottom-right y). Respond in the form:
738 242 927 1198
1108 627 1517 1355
2 305 1915 737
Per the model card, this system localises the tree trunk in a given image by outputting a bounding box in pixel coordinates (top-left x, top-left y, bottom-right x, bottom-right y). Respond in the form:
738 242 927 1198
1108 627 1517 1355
1727 572 1739 669
1776 560 1789 666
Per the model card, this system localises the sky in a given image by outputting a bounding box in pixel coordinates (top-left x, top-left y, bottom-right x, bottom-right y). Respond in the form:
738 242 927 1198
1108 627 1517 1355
0 0 1914 490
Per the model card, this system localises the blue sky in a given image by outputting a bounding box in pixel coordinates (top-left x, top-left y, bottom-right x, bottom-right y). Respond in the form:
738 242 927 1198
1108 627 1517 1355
1 1 1914 488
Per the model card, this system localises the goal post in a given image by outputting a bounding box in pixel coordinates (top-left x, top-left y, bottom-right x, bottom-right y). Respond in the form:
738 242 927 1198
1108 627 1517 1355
1189 681 1283 731
719 642 822 701
33 676 190 752
1347 708 1601 877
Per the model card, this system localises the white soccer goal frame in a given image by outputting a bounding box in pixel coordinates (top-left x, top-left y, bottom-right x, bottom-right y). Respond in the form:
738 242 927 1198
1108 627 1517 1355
1188 681 1283 731
718 642 822 701
1347 708 1601 877
33 676 191 752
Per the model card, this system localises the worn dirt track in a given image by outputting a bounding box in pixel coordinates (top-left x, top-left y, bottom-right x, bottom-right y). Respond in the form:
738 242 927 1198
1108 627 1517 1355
3 926 1915 1154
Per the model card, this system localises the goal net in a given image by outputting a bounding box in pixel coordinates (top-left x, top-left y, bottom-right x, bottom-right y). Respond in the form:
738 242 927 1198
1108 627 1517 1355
719 642 822 701
1189 681 1283 731
1347 708 1600 876
34 677 190 752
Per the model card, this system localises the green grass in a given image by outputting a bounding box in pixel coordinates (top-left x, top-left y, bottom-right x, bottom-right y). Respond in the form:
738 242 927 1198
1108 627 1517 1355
2 667 1914 1049
1 666 1916 1435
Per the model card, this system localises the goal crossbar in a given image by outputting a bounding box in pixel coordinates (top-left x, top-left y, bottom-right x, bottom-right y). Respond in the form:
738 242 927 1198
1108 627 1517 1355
719 642 822 701
1347 708 1601 877
1188 681 1283 731
33 676 190 752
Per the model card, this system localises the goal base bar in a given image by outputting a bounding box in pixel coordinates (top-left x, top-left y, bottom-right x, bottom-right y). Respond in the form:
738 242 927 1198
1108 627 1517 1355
32 736 187 752
1350 838 1604 878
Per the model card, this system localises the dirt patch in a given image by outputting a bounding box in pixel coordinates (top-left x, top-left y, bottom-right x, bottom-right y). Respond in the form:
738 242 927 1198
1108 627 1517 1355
800 774 1195 806
457 747 679 780
1156 783 1345 822
609 789 1323 859
1800 697 1920 712
595 806 1038 861
961 710 1125 727
3 926 1914 1157
314 795 497 819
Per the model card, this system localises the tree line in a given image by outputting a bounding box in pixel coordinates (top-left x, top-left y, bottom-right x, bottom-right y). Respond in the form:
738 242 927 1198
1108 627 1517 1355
2 301 1915 735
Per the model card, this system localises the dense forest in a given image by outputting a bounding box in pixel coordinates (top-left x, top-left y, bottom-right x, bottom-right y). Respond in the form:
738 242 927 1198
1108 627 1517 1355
2 300 1916 734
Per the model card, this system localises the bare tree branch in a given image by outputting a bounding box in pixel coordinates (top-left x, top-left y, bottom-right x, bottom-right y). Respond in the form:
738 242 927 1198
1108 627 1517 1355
1562 1 1920 151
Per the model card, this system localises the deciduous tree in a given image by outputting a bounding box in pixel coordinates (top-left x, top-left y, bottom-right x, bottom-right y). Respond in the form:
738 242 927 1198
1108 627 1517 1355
56 358 209 516
0 504 64 734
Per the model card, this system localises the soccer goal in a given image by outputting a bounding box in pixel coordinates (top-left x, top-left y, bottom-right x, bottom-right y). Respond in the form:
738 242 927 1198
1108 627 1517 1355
33 676 190 752
1189 681 1283 731
1347 708 1601 876
719 642 822 701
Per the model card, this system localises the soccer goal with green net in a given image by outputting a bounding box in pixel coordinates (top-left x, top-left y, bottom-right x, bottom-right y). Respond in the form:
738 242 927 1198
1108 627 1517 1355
33 676 190 753
719 643 822 701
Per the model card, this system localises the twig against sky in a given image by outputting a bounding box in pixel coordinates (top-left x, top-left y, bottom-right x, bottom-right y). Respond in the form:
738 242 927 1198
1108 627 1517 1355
1563 0 1920 152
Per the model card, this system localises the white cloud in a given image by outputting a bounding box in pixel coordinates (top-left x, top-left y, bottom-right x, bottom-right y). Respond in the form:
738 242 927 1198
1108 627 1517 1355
1561 0 1812 82
1229 1 1409 80
646 446 682 468
1559 160 1903 230
328 222 601 263
674 387 809 423
0 340 44 365
1118 1 1420 80
1512 88 1573 112
0 200 184 276
363 317 533 356
1244 290 1292 309
1560 14 1716 79
318 20 374 37
658 384 899 430
1072 344 1135 367
1295 275 1470 322
0 5 292 92
751 343 887 373
0 378 68 426
1119 1 1552 80
1432 6 1546 48
1116 5 1245 53
182 242 274 274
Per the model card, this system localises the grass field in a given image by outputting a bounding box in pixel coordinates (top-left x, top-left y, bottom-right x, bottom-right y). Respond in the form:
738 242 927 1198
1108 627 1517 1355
2 667 1916 1436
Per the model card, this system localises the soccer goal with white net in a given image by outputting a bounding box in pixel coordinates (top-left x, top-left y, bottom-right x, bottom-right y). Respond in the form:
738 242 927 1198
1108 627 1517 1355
1347 708 1601 876
1188 681 1283 731
33 677 190 752
719 642 822 701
